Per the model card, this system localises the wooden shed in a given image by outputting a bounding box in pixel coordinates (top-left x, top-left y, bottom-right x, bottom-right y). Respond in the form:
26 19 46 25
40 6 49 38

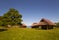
21 23 27 28
31 18 56 29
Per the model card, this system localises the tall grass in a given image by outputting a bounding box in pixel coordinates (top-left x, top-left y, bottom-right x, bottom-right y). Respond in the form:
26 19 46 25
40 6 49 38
0 27 59 40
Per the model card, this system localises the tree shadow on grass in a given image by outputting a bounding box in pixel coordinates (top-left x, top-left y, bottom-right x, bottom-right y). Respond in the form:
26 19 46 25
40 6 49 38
0 29 7 32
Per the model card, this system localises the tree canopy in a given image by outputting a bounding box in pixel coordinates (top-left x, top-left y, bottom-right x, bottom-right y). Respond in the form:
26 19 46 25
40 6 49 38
0 8 22 26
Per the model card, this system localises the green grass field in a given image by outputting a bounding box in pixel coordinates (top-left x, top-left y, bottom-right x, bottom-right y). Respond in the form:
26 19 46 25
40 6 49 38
0 27 59 40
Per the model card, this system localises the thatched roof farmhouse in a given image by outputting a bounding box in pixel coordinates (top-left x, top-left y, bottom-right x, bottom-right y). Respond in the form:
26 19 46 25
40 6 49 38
31 18 56 29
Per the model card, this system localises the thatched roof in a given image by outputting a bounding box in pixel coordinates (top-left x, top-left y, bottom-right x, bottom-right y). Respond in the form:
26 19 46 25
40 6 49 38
40 18 56 25
31 18 56 26
31 23 39 26
38 22 47 25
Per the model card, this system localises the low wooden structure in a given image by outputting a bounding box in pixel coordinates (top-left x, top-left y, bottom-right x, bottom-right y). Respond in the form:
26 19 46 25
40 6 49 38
6 23 27 28
31 23 39 28
31 18 56 29
21 23 27 28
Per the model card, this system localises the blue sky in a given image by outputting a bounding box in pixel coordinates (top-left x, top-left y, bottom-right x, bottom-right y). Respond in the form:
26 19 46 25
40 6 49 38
0 0 59 26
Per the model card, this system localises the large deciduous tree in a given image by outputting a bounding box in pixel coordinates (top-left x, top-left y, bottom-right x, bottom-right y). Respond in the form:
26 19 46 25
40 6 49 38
0 8 22 26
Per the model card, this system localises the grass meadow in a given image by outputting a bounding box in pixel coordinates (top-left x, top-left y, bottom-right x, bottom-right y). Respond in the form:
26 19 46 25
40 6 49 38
0 27 59 40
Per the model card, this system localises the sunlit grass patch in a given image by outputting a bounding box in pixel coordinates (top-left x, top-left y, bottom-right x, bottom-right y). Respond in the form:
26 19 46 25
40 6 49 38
0 27 59 40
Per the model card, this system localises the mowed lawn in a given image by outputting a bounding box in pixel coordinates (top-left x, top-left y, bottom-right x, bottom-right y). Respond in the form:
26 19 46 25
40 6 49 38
0 27 59 40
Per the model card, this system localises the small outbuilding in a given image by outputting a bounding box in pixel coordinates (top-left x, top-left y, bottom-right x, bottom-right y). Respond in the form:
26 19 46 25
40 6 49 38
21 23 27 28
